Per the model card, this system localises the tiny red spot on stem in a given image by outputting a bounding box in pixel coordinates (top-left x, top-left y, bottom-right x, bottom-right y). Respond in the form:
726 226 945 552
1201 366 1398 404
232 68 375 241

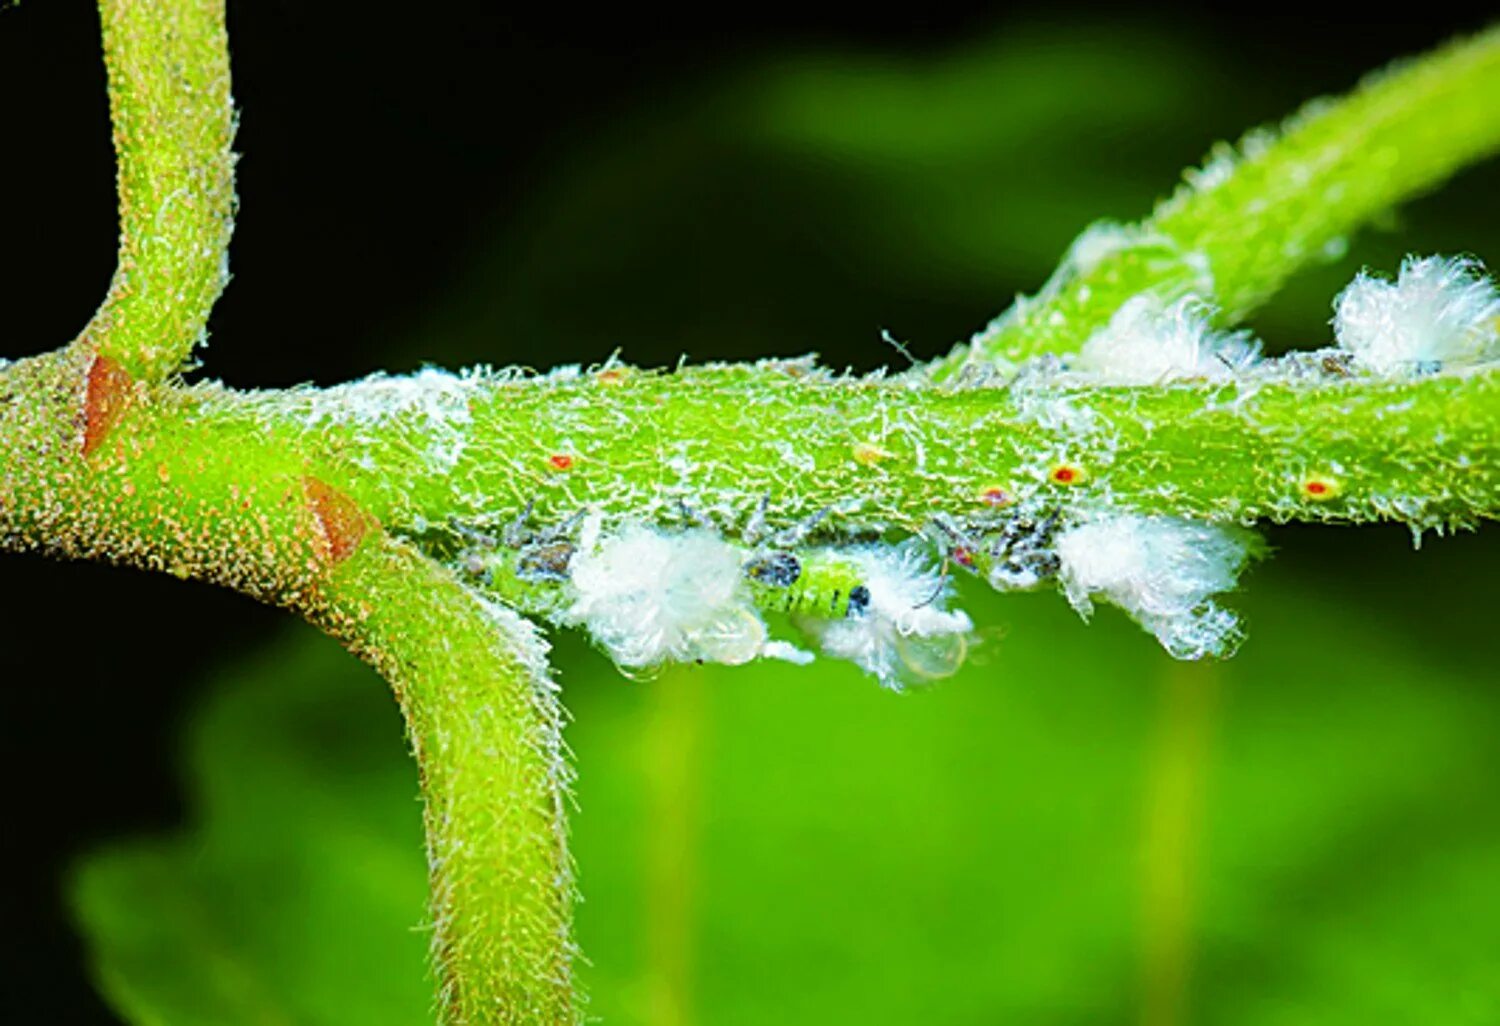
1049 463 1086 486
548 453 575 471
303 477 370 564
1302 476 1342 501
81 355 134 456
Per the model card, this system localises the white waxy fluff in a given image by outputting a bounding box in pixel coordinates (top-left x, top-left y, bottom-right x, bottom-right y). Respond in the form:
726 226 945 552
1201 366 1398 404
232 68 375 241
798 543 973 690
1074 296 1259 385
564 516 795 669
1055 515 1255 659
290 368 479 471
1333 255 1500 375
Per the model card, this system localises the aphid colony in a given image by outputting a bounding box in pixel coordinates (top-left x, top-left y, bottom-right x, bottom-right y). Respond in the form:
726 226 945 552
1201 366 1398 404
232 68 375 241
408 253 1494 687
445 503 970 687
436 499 1256 688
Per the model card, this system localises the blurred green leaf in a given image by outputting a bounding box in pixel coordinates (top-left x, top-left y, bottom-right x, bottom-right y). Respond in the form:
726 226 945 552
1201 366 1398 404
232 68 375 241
72 545 1500 1024
71 633 433 1026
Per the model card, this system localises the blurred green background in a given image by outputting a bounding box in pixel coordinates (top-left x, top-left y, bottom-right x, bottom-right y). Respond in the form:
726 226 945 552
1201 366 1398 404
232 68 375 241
3 5 1499 1025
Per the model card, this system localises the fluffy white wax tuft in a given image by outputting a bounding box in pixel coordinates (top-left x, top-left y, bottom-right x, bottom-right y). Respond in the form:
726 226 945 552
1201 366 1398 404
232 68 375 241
1055 515 1255 659
1333 255 1500 375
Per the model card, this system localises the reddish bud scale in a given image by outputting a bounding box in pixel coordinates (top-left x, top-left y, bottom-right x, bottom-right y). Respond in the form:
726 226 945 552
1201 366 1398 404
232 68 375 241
303 476 371 564
81 355 134 456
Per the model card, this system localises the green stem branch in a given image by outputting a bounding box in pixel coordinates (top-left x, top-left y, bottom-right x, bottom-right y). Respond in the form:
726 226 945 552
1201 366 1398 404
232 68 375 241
0 349 581 1024
84 0 236 382
929 25 1500 378
327 539 578 1026
205 364 1499 538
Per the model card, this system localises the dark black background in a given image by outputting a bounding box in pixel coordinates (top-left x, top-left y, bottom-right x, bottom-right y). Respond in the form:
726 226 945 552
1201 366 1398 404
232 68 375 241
1 4 1496 1022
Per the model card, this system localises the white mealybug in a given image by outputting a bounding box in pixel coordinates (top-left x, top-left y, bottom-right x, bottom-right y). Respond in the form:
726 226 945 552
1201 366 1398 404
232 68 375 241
1054 514 1257 660
794 542 973 690
1073 295 1260 385
1333 255 1500 375
561 515 802 670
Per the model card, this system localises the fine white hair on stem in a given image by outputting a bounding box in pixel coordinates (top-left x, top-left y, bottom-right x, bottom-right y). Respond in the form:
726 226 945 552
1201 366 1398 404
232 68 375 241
1054 514 1257 660
562 515 800 669
1333 255 1500 375
797 542 973 690
1073 296 1260 385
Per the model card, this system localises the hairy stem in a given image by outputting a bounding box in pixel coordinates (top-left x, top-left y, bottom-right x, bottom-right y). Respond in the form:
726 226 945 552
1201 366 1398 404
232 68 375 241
194 364 1499 538
51 4 582 1019
85 0 236 382
929 26 1500 378
328 539 578 1025
0 349 580 1024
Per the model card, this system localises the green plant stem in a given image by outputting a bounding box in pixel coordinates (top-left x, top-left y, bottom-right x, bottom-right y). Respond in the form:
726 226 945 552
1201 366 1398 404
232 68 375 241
0 348 580 1024
9 356 1493 575
207 365 1499 537
928 25 1500 379
9 350 1495 639
51 5 582 1018
330 539 578 1026
85 0 236 382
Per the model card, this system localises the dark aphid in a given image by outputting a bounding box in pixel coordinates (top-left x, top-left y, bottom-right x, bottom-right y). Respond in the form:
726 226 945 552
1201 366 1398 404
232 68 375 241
926 514 982 568
848 584 872 616
450 515 501 549
745 550 802 588
1320 350 1355 377
989 514 1061 590
451 502 585 591
517 540 575 583
459 549 495 585
743 494 835 549
675 498 717 529
449 516 502 583
927 511 1060 591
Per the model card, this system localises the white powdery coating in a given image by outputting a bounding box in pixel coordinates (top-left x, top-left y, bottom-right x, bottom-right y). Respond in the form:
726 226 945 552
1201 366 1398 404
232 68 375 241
799 543 973 690
300 368 479 423
1333 255 1500 375
562 517 794 670
294 368 481 471
1074 296 1259 385
1055 515 1253 660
